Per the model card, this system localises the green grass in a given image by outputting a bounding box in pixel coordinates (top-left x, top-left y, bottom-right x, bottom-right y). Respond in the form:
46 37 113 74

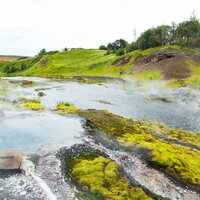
131 69 163 83
184 61 200 88
167 60 200 88
0 46 200 88
19 50 118 77
78 109 200 190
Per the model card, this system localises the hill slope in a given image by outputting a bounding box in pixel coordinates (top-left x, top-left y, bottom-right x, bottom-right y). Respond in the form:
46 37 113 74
0 46 200 88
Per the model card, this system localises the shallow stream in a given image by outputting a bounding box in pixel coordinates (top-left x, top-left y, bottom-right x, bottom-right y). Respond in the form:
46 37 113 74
0 77 200 152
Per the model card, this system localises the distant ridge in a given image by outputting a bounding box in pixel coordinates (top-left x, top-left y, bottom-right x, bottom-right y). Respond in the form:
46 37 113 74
0 55 30 61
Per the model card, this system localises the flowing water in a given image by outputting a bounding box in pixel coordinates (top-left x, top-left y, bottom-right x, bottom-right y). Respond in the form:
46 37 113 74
0 77 200 153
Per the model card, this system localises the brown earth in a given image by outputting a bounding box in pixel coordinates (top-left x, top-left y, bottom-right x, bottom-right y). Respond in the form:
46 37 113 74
132 49 200 80
112 55 132 66
22 80 34 86
40 58 49 68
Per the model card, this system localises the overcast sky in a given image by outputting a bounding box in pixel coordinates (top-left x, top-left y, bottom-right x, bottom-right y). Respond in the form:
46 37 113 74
0 0 199 56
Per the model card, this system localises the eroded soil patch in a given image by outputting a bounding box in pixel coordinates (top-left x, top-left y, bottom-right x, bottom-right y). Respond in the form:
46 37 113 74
133 49 200 80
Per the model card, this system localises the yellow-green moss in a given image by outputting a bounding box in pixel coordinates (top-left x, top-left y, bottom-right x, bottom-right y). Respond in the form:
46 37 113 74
79 110 200 149
56 102 79 113
72 156 151 200
20 99 44 110
118 133 200 187
78 109 200 189
152 126 200 149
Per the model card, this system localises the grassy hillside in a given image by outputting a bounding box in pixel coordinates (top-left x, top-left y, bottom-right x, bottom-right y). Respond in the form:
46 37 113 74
0 46 200 88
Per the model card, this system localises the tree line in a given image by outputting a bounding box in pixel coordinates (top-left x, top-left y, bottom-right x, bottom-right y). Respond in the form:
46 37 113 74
99 15 200 55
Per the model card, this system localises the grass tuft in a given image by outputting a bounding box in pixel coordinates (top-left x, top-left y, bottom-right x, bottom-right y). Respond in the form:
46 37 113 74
20 98 45 110
56 102 79 113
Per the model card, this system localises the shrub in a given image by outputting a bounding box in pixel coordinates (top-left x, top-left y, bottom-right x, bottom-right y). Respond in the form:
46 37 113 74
115 48 125 56
99 45 107 50
37 48 47 56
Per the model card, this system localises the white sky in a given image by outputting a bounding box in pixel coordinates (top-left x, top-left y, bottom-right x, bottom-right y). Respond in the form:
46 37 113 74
0 0 199 56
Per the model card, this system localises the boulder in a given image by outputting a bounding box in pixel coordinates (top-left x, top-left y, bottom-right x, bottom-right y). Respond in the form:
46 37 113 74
0 152 23 170
38 92 46 97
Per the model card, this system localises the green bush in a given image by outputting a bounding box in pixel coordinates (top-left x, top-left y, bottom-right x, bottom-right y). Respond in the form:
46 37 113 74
99 45 107 50
115 48 125 56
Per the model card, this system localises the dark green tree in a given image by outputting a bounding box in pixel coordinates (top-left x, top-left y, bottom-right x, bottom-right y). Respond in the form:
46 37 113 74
113 39 128 49
175 16 200 47
126 41 138 53
99 45 107 50
106 39 128 54
38 48 47 56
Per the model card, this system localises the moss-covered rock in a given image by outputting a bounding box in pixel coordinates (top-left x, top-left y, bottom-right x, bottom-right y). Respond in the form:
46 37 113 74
56 102 79 113
78 109 200 191
20 98 44 110
57 144 159 200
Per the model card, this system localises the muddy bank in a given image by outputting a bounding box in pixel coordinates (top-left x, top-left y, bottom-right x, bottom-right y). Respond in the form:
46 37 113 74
46 75 129 84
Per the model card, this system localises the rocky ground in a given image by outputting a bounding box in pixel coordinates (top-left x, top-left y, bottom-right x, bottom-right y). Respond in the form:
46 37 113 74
1 138 199 200
35 143 79 200
0 171 45 200
0 143 79 200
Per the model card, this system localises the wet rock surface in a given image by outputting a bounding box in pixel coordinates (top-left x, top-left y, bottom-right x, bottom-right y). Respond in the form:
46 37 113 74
0 144 79 200
0 172 45 200
0 152 23 170
35 144 79 200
